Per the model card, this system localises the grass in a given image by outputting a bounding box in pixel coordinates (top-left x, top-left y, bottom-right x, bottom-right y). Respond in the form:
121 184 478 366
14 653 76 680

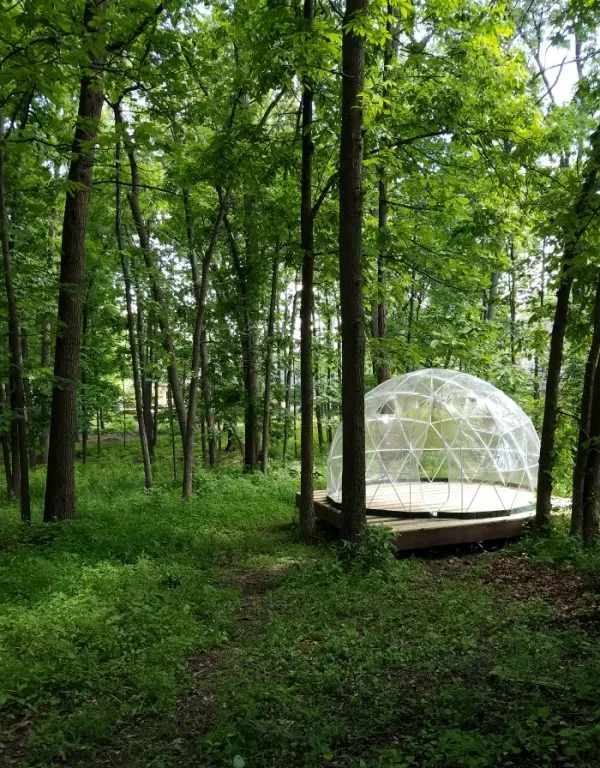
1 441 599 767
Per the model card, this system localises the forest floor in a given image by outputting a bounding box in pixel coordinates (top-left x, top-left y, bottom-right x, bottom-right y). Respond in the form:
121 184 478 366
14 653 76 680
1 443 600 768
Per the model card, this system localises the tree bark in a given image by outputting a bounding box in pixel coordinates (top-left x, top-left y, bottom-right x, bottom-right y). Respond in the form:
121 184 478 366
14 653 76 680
300 0 316 539
0 115 30 520
572 276 600 537
261 254 279 473
44 0 109 521
115 136 153 488
338 0 368 539
536 125 600 530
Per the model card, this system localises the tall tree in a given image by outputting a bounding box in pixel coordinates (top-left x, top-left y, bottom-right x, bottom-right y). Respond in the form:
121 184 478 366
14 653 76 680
44 0 109 522
0 113 30 521
299 0 316 540
338 0 368 539
536 125 600 530
115 136 153 489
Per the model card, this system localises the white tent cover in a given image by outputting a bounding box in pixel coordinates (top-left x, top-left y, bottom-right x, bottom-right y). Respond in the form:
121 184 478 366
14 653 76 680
327 368 540 517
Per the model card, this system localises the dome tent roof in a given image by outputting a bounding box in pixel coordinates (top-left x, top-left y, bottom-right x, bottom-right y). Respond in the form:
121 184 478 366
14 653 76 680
327 368 540 519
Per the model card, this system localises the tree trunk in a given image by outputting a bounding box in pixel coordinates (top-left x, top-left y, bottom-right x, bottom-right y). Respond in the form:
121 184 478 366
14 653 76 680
20 330 35 467
200 328 217 468
300 3 316 539
261 254 280 473
115 136 153 489
153 379 159 451
314 312 324 453
96 409 101 457
81 290 90 466
373 173 390 383
0 116 30 520
338 0 368 539
44 0 109 522
1 384 12 499
582 370 600 547
7 382 18 498
40 312 52 463
134 280 154 457
572 276 600 537
224 215 260 471
167 384 177 483
113 102 187 446
181 190 225 498
536 125 600 530
282 279 299 462
486 271 500 321
508 242 517 364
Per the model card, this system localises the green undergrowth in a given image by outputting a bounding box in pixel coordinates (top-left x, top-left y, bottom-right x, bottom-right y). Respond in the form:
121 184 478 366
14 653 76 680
1 444 600 767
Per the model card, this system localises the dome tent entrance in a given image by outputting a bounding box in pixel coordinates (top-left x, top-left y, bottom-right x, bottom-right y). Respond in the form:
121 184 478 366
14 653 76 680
327 369 540 519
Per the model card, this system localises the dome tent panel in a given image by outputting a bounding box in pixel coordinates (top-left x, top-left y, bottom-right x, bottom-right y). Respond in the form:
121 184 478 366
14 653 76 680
327 368 540 519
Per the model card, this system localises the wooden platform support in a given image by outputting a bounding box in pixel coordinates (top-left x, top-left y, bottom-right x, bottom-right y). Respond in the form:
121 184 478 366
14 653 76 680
296 490 535 551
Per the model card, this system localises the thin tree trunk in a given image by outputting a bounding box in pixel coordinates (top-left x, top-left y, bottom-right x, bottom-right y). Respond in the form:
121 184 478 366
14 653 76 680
293 356 298 459
40 312 52 463
536 126 600 530
224 215 260 471
1 384 12 499
168 384 177 483
314 312 324 453
325 299 334 443
133 279 154 457
39 193 57 464
0 113 30 520
572 276 600 537
486 271 500 321
153 379 158 450
582 370 600 547
7 382 18 498
200 414 207 467
282 279 299 463
96 409 101 457
113 102 187 446
509 242 517 365
261 254 280 473
181 190 226 498
338 0 367 539
81 290 90 465
1 434 11 500
44 0 108 522
21 330 35 467
533 250 545 406
374 178 389 382
200 328 217 468
115 136 153 489
300 3 316 538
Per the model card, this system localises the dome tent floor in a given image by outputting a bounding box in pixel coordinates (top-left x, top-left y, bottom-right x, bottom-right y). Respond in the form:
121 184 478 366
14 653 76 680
296 490 536 551
327 481 535 520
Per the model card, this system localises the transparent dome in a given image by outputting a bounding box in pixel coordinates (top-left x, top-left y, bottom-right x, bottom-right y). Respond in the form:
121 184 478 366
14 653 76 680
327 368 540 519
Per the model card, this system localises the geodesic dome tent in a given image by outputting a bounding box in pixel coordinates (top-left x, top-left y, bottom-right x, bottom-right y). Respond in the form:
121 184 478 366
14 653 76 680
327 368 540 519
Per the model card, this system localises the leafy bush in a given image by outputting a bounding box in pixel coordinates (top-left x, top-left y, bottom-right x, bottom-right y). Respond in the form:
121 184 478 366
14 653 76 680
337 524 397 576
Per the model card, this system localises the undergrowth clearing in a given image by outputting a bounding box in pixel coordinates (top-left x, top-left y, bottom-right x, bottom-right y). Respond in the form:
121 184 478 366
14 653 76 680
0 445 599 767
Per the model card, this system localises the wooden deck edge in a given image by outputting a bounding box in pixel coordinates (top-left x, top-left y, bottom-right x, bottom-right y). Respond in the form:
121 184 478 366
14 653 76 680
392 517 527 550
295 491 533 551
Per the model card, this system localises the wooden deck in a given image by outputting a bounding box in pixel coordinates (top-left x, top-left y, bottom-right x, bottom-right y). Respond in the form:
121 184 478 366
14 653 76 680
328 482 534 519
296 490 535 551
